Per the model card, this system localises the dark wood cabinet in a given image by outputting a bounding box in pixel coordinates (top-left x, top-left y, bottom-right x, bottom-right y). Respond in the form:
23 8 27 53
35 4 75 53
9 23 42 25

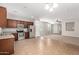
25 32 29 39
12 33 18 41
27 22 33 25
7 19 33 28
24 22 27 28
0 6 7 28
20 21 24 24
0 38 14 55
7 20 17 28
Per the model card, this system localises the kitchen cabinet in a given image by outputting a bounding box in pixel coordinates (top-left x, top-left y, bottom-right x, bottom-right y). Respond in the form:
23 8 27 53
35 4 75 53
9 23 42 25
24 22 33 28
24 22 28 28
25 32 29 39
0 35 14 55
20 21 24 24
16 20 24 24
7 19 33 28
7 20 17 28
27 22 33 25
16 20 20 24
12 33 18 41
0 6 7 28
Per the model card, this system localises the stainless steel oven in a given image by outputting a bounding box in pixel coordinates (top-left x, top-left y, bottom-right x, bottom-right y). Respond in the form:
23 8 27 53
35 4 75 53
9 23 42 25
16 24 25 40
17 30 25 40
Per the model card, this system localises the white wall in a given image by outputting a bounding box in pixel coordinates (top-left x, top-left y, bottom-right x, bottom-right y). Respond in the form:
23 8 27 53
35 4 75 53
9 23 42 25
53 24 59 34
62 19 79 37
51 24 54 34
34 20 53 37
34 20 41 37
39 21 48 36
51 23 62 34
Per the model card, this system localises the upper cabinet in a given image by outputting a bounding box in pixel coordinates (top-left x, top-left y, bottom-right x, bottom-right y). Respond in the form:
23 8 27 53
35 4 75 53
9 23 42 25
7 19 33 28
27 22 33 25
7 19 17 28
0 6 7 28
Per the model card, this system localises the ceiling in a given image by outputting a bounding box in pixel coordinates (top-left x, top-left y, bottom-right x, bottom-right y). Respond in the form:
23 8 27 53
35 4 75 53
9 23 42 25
0 3 79 21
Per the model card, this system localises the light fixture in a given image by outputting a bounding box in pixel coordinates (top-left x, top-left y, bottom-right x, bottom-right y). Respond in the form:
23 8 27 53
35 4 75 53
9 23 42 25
55 18 61 24
45 3 58 12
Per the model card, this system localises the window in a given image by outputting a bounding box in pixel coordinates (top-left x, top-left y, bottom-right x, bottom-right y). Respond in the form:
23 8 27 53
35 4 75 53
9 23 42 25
66 22 75 31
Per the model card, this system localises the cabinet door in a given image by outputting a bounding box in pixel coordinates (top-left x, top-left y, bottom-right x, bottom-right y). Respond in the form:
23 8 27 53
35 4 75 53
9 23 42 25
20 21 24 24
25 32 29 39
0 7 7 27
0 38 14 55
8 20 17 28
27 22 33 25
24 22 28 28
12 33 18 41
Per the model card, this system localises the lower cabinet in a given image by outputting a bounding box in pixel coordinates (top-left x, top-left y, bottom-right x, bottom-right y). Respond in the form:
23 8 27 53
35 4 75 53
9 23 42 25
12 33 18 41
0 38 14 55
25 32 29 39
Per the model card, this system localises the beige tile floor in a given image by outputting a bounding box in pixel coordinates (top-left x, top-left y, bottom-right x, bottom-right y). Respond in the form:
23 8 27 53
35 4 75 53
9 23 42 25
14 35 79 55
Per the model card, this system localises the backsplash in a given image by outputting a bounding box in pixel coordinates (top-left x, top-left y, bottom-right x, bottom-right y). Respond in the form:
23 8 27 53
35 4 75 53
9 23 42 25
2 28 28 33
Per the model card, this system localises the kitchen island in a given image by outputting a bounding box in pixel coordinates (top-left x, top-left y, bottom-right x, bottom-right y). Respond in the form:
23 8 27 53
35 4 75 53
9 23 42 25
0 34 15 55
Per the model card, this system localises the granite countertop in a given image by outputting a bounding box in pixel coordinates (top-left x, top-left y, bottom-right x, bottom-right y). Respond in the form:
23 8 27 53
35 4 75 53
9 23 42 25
0 34 15 40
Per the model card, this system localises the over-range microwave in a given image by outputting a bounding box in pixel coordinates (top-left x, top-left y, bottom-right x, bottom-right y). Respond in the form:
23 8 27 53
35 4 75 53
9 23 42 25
17 24 24 28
